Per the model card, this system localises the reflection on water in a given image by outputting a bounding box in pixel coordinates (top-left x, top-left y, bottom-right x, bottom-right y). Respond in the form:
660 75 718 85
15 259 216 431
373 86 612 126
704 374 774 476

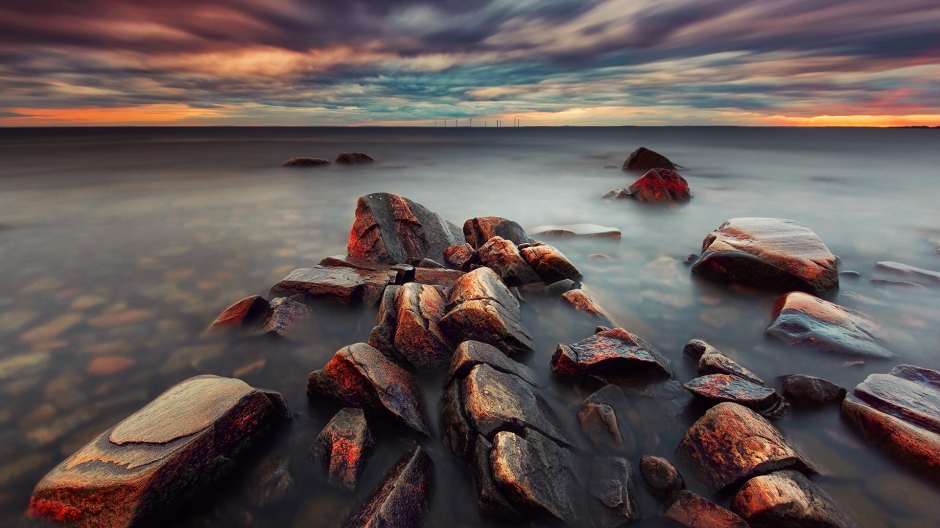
1 127 939 527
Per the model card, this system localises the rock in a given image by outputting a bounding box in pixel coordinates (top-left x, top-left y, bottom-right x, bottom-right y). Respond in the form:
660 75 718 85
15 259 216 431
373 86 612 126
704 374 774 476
347 193 463 265
589 253 615 260
0 351 50 381
307 343 430 436
87 356 136 376
413 268 465 288
684 374 787 416
205 295 270 333
578 385 633 454
413 258 445 269
439 267 534 357
588 456 641 527
478 236 542 286
253 297 312 337
376 283 452 370
311 408 375 490
491 429 582 525
206 296 311 338
664 490 749 528
551 327 672 382
445 340 537 388
529 224 622 240
683 254 700 265
675 402 815 494
839 271 860 279
282 157 331 167
622 147 678 172
627 168 691 203
602 188 630 199
343 447 433 528
334 152 374 165
638 456 684 496
249 456 295 508
463 217 532 249
870 278 926 288
367 285 404 364
444 243 479 271
876 261 940 284
471 435 521 518
28 376 289 528
682 339 714 361
731 470 851 528
544 279 579 296
691 218 839 296
519 242 582 283
692 342 764 385
562 289 608 318
766 291 894 358
780 375 846 406
842 364 940 481
604 164 618 169
270 266 395 307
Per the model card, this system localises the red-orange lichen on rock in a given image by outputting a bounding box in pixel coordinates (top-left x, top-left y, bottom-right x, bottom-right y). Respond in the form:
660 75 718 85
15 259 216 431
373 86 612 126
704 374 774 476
664 490 749 528
205 295 269 333
312 408 375 490
627 168 691 203
551 327 671 381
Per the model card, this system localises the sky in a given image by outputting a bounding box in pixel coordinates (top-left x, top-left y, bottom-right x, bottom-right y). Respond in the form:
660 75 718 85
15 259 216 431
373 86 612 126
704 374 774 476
1 0 939 126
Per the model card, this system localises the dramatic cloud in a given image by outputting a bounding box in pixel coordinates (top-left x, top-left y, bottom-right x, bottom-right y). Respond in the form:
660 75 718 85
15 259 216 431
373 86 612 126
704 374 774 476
1 0 938 125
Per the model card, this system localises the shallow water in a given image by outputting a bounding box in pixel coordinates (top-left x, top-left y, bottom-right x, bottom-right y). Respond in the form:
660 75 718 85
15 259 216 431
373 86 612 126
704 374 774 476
1 126 939 527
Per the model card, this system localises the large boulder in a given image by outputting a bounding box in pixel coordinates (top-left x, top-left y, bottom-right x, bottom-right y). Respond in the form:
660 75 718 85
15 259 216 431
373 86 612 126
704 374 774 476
780 374 846 406
367 283 452 370
621 147 677 172
519 242 582 284
551 327 672 382
307 343 430 436
691 218 839 296
731 470 851 528
347 193 463 265
627 168 691 203
675 402 815 494
28 376 289 528
342 447 433 528
588 456 641 527
478 236 542 286
842 364 940 481
766 291 893 358
463 217 532 249
335 152 374 165
683 374 787 417
664 490 749 528
311 408 375 490
270 266 396 307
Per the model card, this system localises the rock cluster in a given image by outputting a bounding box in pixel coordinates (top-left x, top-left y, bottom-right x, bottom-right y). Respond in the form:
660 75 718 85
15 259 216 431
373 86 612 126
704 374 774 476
682 339 787 416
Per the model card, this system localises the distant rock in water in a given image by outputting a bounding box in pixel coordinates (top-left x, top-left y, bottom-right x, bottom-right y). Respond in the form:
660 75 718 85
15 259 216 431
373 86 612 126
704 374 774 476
628 169 692 203
530 223 622 239
335 152 374 165
691 218 839 295
282 157 331 167
622 147 678 172
601 188 630 199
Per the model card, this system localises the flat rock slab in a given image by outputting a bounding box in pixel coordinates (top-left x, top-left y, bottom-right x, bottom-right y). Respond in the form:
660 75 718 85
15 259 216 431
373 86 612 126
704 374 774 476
675 402 815 495
781 374 845 406
464 216 532 249
664 490 749 528
639 455 684 496
766 291 894 358
588 456 641 527
684 374 786 416
270 266 395 307
413 267 465 288
732 470 851 528
622 147 678 172
445 340 537 388
552 327 672 381
628 168 692 203
529 223 621 240
842 364 940 480
307 343 430 436
478 236 542 286
29 376 288 527
347 193 463 265
876 261 940 284
343 447 433 528
311 408 375 490
519 242 581 283
691 218 839 296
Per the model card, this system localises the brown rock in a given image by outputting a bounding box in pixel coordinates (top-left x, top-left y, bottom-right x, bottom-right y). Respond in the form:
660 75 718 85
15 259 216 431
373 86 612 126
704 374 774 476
334 152 374 165
205 295 270 333
622 147 678 172
562 289 608 318
463 217 532 249
249 456 295 508
698 348 764 385
444 340 537 388
311 408 375 490
627 168 691 203
664 490 749 528
343 447 433 528
282 157 330 167
682 339 716 361
471 435 521 518
413 258 445 268
206 296 312 338
253 297 312 337
444 243 479 271
519 242 582 283
545 279 579 296
731 470 851 528
28 376 288 528
307 343 430 436
86 356 136 376
780 375 845 406
675 402 815 495
691 218 839 296
578 385 632 453
551 327 672 381
602 188 630 199
478 236 542 286
347 193 463 265
766 291 894 358
367 285 404 364
388 283 452 370
413 267 465 288
270 266 395 307
684 374 787 416
588 456 641 527
638 455 684 496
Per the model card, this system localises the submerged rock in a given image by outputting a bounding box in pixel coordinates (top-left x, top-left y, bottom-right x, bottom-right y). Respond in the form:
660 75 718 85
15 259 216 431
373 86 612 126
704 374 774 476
766 291 894 358
249 456 295 508
335 152 374 165
684 374 787 416
588 456 641 527
780 374 846 406
552 327 672 382
602 188 630 199
876 261 940 284
463 216 532 249
29 376 289 528
664 490 749 528
691 218 839 296
206 295 312 338
311 408 375 490
578 385 632 453
282 157 331 167
445 340 537 388
307 343 430 436
545 279 579 296
731 470 851 528
627 168 692 203
253 297 312 337
347 192 463 265
622 147 678 172
478 236 542 286
638 456 684 496
206 295 271 333
444 243 479 271
842 364 940 481
675 402 815 494
529 224 622 240
519 242 582 283
270 266 395 307
343 447 433 528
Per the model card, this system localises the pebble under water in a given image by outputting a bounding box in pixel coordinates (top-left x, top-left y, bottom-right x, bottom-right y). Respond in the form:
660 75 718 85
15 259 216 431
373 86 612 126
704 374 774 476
1 126 939 527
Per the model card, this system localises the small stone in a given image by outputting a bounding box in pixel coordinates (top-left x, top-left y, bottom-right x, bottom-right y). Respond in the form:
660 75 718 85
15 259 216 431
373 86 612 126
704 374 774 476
205 295 269 333
249 456 295 508
561 289 608 318
731 470 852 528
529 224 622 240
638 456 684 496
683 254 699 265
552 327 672 382
664 490 749 528
870 278 927 289
604 164 618 169
839 271 861 279
444 243 479 271
342 447 433 528
463 217 532 249
544 279 579 296
780 375 846 406
694 343 764 385
578 385 631 453
252 297 312 337
86 357 136 376
311 408 375 490
602 188 630 199
413 258 445 269
876 261 940 284
478 236 542 286
589 253 615 260
588 456 641 527
684 374 787 416
627 168 691 203
622 147 678 171
519 243 582 283
282 157 330 167
682 339 713 361
334 152 374 164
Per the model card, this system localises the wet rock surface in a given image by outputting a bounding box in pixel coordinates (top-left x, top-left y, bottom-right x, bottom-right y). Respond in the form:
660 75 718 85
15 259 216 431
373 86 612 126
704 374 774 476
249 456 295 508
368 283 452 370
342 447 433 528
270 265 395 307
206 295 271 333
627 168 692 203
664 490 749 528
675 402 815 494
588 456 641 527
519 242 582 283
578 384 632 453
478 236 542 286
311 408 375 490
602 188 631 199
684 374 787 416
552 327 672 382
28 375 289 528
413 267 465 287
621 147 678 172
691 218 839 295
529 223 622 239
334 152 375 165
766 291 894 358
445 340 537 388
697 347 764 385
347 192 463 265
470 435 521 518
307 343 430 436
463 216 533 249
781 374 846 406
444 242 479 271
545 278 579 296
639 455 684 496
731 470 851 528
282 157 331 167
207 295 312 338
842 364 940 480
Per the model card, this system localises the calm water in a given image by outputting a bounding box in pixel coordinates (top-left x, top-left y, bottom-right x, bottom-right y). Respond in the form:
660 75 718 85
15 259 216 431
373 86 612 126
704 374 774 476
1 127 939 527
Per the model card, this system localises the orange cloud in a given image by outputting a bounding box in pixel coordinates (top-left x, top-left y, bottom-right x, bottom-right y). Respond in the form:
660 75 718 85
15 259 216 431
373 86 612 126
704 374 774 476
0 104 229 126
